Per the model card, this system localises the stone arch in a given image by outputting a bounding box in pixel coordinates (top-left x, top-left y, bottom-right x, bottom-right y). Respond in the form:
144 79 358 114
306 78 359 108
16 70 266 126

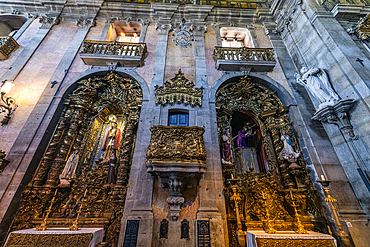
209 72 295 106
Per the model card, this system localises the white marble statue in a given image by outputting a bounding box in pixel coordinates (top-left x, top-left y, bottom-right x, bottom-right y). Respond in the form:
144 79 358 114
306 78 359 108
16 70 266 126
59 150 79 186
295 67 340 109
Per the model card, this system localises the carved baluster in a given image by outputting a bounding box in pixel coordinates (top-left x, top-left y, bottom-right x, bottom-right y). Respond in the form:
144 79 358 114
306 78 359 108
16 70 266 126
33 108 71 186
45 107 84 187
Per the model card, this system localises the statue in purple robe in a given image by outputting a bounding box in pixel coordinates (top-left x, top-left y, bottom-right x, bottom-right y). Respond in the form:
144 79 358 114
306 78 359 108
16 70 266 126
237 123 254 148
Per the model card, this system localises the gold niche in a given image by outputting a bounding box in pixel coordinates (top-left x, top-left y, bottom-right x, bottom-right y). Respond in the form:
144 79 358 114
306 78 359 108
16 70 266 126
155 69 203 107
215 76 328 246
8 72 142 247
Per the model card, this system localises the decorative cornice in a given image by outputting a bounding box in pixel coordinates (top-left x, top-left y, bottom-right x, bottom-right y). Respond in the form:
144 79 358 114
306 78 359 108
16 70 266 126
155 69 203 107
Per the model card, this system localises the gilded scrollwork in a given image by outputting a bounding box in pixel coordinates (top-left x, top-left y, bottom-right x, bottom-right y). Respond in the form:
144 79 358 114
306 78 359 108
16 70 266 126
155 69 203 107
9 72 142 246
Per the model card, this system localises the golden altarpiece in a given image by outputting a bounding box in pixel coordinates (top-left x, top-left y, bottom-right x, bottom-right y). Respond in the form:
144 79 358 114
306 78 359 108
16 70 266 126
6 72 142 246
216 76 335 247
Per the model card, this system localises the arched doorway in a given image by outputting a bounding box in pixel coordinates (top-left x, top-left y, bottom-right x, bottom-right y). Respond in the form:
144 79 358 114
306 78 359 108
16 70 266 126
8 72 143 246
215 76 328 246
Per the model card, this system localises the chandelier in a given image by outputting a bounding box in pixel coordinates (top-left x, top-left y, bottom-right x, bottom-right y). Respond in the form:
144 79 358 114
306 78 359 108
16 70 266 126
172 1 194 49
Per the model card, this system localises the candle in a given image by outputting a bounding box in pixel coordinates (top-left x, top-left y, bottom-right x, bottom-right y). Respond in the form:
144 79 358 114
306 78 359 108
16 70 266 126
231 174 234 179
321 175 326 181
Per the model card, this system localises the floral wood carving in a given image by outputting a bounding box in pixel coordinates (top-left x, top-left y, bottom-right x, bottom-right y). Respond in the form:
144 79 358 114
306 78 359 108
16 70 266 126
155 69 203 107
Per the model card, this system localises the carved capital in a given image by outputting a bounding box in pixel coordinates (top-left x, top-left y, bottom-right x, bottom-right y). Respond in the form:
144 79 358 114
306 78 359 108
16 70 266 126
192 24 207 35
11 9 22 15
76 18 96 30
0 150 10 173
106 16 119 24
39 15 60 29
155 22 172 35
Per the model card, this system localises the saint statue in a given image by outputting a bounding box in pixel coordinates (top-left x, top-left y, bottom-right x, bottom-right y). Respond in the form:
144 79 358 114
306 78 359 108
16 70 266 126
237 123 254 148
102 115 121 162
106 151 117 185
59 150 79 186
279 131 300 161
295 67 340 109
222 129 232 165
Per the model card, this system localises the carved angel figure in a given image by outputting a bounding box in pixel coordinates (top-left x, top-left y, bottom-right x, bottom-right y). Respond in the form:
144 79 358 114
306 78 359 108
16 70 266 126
295 67 340 109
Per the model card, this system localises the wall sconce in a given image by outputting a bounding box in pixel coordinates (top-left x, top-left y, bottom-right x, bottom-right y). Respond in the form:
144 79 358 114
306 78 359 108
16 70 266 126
0 80 17 126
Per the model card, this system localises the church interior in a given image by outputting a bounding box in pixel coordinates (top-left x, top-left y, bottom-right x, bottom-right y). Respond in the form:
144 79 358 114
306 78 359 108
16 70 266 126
0 0 370 246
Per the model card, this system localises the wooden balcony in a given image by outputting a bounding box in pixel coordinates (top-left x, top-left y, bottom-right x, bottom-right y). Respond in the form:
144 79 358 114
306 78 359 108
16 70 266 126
214 47 276 72
0 36 18 60
79 40 147 67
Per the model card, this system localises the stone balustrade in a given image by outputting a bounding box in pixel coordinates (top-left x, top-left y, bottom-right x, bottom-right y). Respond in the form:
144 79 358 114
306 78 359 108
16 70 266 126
0 36 19 60
214 47 276 72
79 40 147 67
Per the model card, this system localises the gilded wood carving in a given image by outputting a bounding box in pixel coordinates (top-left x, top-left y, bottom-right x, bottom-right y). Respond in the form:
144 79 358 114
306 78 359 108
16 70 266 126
8 72 142 247
215 76 328 246
155 69 203 107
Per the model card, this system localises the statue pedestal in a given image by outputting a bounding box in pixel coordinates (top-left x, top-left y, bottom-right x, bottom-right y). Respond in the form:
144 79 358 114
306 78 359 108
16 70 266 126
247 230 336 247
234 147 258 173
4 228 104 247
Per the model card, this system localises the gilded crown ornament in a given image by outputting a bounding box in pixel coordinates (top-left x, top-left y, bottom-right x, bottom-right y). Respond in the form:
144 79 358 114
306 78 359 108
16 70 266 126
155 69 203 107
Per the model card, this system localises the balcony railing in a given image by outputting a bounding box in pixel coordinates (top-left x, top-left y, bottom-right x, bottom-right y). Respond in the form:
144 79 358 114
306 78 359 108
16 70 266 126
214 47 276 72
322 0 370 11
79 40 147 67
105 0 269 9
0 36 19 60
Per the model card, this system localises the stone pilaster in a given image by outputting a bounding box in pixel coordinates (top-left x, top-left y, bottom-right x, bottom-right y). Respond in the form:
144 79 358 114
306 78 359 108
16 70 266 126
193 22 227 247
211 23 222 47
139 20 149 43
